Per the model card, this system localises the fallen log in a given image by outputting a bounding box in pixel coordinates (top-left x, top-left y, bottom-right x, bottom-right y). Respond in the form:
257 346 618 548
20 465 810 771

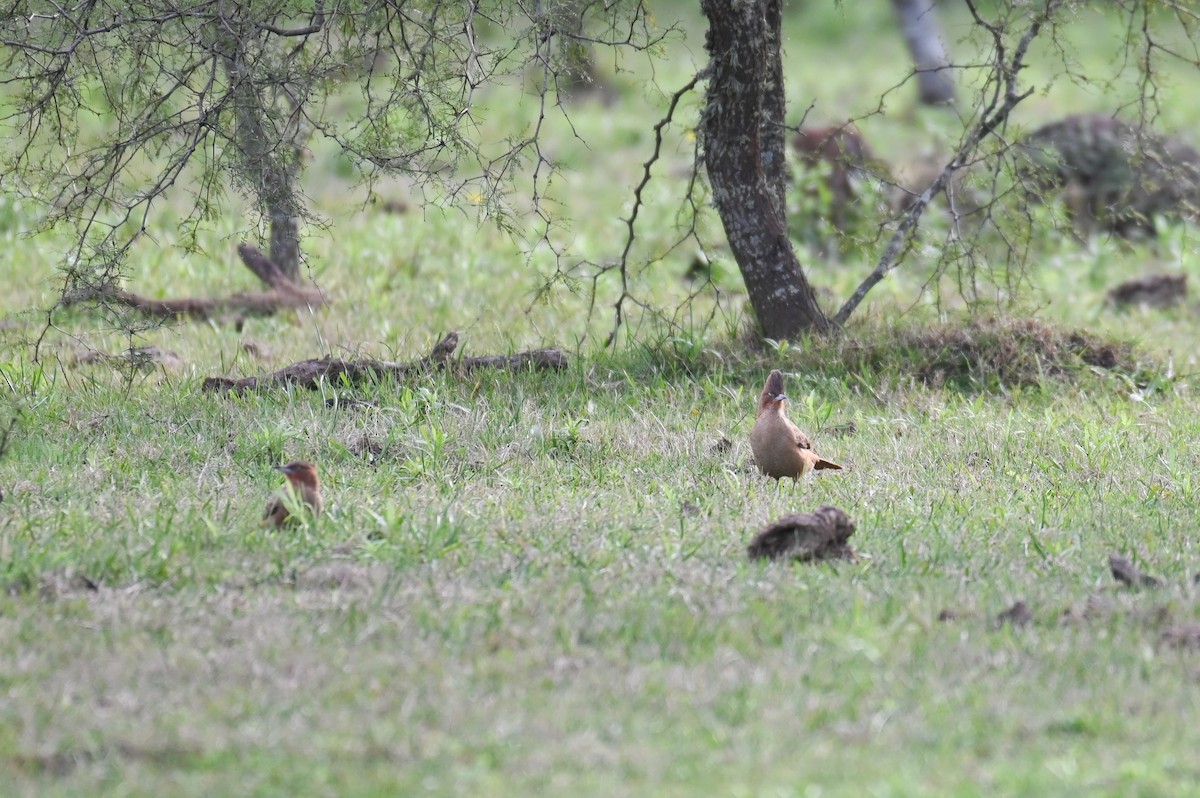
202 331 567 393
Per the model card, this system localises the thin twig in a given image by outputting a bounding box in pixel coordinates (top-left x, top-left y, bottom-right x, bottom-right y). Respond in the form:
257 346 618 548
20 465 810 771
602 68 708 347
833 0 1057 327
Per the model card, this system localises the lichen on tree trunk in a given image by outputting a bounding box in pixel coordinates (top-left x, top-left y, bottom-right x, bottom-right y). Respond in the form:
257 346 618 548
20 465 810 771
760 0 788 221
700 0 831 339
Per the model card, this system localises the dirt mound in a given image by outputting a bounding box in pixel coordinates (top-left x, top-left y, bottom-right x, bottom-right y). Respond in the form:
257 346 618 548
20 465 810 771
1015 113 1200 237
1107 273 1187 309
824 317 1134 391
747 505 856 563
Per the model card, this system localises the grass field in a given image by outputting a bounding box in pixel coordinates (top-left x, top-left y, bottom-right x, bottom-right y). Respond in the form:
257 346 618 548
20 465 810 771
3 4 1200 796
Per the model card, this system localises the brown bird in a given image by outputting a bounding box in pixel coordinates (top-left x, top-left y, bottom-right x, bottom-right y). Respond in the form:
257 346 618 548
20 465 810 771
750 370 843 480
261 461 323 528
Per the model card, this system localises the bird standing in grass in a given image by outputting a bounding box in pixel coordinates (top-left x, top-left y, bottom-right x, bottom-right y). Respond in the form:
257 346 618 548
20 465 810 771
750 370 843 480
261 461 323 527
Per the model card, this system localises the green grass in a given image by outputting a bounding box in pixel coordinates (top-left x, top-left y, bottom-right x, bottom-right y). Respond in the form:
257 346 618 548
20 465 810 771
3 3 1200 796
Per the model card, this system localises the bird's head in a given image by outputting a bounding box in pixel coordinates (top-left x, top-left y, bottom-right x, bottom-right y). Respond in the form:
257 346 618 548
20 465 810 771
275 461 319 488
758 369 789 412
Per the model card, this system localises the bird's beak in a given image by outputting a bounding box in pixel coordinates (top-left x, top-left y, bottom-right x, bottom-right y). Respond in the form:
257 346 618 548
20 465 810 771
273 464 291 473
774 393 788 402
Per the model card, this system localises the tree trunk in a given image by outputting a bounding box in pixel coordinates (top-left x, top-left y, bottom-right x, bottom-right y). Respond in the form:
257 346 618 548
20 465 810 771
700 0 830 339
760 0 788 220
268 209 301 278
891 0 956 106
219 33 304 280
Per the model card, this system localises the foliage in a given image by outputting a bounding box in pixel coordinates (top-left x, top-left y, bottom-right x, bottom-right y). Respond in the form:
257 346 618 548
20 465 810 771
0 0 668 323
2 2 1199 342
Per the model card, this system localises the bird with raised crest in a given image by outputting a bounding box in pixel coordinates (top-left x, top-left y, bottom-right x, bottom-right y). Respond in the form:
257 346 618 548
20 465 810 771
750 370 843 480
261 461 323 528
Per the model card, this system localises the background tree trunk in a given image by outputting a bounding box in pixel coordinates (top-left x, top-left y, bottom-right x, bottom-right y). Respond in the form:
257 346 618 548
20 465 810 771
700 0 830 339
267 209 302 279
891 0 956 106
219 31 304 280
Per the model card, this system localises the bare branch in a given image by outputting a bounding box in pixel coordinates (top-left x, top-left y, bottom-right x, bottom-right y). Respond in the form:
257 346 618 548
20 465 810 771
833 0 1056 327
601 68 707 347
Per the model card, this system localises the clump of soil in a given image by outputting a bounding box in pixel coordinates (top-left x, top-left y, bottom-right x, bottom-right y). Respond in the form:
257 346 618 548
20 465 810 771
1108 554 1163 589
994 600 1033 629
1058 556 1196 650
747 505 856 563
1107 273 1187 309
680 315 1140 396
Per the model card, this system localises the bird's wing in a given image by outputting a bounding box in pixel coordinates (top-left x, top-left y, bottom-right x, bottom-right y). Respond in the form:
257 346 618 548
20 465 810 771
261 497 285 528
785 418 814 450
788 420 842 468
